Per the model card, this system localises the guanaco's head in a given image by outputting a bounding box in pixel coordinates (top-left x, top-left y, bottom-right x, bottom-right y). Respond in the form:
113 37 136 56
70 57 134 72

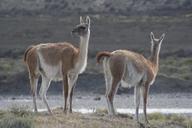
150 32 165 52
72 16 90 37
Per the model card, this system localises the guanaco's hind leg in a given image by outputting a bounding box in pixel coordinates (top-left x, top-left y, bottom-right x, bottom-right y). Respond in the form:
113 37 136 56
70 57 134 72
27 61 39 113
103 58 113 114
105 56 124 115
106 78 120 115
30 76 39 112
103 58 112 95
25 48 39 112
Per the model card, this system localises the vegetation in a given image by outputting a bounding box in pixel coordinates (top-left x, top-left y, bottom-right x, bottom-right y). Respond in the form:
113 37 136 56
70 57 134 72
0 107 191 128
160 57 192 81
0 105 34 128
0 58 24 75
149 113 192 128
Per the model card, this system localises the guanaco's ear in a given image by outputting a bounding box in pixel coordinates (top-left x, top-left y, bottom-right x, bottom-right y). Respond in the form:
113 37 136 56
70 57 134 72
160 33 165 42
80 16 83 24
86 16 90 28
150 32 155 41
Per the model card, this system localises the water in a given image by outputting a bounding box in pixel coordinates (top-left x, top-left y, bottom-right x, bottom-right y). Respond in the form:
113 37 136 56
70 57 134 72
37 108 192 114
1 93 192 115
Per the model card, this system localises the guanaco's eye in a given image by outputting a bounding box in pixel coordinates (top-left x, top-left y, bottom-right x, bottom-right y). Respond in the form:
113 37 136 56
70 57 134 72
79 26 86 30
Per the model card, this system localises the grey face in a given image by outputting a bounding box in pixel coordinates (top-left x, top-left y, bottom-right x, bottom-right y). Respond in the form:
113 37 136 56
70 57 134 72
72 23 89 36
72 16 90 37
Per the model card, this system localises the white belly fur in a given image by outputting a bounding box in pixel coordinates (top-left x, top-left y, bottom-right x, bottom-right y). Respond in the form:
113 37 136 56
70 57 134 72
121 80 134 88
38 52 63 81
121 62 144 88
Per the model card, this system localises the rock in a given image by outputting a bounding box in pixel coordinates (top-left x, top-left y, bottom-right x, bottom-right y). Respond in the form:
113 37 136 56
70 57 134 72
77 96 82 99
11 97 16 100
93 96 101 101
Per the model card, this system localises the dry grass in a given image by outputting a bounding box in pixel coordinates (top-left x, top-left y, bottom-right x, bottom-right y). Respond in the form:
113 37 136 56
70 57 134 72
149 113 192 128
34 110 192 128
0 105 34 128
35 108 137 128
0 107 192 128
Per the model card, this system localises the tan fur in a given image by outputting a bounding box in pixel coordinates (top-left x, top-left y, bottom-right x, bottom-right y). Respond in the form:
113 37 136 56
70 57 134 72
24 45 33 62
24 42 79 78
111 50 156 83
98 32 165 124
37 43 79 66
24 46 39 79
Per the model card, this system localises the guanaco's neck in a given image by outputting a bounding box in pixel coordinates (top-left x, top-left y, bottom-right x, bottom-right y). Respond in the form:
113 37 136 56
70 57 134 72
78 30 90 66
149 44 161 71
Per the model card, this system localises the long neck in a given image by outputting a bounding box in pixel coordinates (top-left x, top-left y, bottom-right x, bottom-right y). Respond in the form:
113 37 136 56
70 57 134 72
78 30 90 64
149 44 161 68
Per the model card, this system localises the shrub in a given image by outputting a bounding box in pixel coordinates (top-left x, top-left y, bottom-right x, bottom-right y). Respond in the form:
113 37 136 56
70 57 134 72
0 115 34 128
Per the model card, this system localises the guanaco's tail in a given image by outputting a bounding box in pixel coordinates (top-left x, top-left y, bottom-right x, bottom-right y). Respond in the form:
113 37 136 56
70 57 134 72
24 46 33 62
96 51 111 64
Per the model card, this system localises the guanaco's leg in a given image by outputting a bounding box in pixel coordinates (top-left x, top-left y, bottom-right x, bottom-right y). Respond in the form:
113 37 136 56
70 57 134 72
106 56 124 115
142 84 150 124
67 73 78 113
103 59 112 95
106 78 120 115
134 85 141 122
39 76 51 114
26 51 39 112
30 76 39 112
103 58 113 113
63 74 68 113
69 86 75 113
